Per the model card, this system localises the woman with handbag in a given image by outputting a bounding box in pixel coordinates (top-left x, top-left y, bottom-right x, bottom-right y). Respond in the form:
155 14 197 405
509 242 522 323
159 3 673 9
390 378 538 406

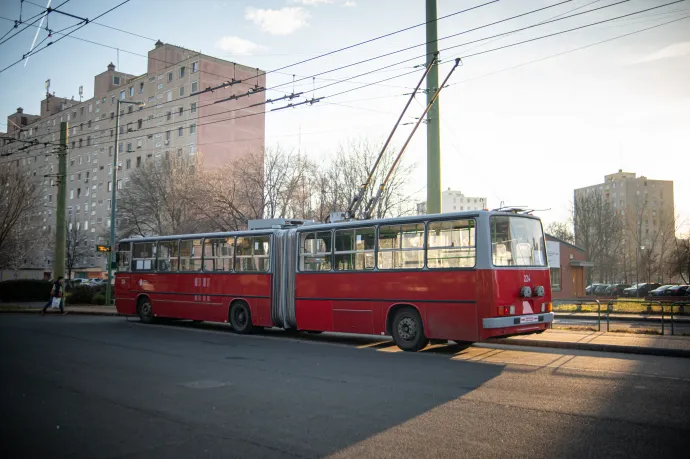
40 277 67 315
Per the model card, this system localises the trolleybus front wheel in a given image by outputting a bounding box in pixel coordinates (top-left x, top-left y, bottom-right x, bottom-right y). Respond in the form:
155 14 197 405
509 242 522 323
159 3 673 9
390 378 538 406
137 297 154 324
391 307 428 352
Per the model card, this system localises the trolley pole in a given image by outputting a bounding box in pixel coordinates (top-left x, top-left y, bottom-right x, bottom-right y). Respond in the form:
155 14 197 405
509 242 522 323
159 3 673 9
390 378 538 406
426 0 442 214
52 121 68 280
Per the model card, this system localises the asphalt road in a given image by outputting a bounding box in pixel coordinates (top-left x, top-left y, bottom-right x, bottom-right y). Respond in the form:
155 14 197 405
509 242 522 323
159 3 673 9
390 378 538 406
1 315 689 459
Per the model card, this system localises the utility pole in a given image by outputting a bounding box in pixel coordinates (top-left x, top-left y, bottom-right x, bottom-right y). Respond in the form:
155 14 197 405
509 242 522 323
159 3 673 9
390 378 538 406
52 121 68 280
426 0 442 214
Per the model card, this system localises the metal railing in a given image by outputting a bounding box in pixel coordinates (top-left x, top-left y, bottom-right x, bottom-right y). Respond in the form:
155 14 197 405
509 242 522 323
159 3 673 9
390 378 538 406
553 298 690 336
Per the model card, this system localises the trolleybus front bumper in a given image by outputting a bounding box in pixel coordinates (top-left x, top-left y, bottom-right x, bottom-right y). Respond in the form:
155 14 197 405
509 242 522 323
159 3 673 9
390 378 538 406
482 312 554 329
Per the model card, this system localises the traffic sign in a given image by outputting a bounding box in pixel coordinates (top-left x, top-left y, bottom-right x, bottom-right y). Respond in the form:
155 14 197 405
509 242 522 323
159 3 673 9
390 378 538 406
96 245 111 253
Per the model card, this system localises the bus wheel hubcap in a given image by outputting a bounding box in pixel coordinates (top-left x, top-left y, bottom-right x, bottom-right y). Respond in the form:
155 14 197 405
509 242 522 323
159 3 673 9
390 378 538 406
142 303 151 316
235 309 246 326
398 317 417 341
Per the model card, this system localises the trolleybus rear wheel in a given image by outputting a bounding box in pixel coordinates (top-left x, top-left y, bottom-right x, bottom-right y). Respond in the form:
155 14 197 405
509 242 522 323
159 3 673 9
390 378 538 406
391 307 428 352
230 301 254 334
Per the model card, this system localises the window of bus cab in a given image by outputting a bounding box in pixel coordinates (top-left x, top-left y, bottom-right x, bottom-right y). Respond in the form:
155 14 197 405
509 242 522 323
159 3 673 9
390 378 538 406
334 227 376 271
377 223 425 269
234 235 270 272
116 242 130 272
179 239 203 271
426 219 476 268
490 216 546 267
299 232 332 271
156 240 179 272
203 237 234 272
132 242 156 271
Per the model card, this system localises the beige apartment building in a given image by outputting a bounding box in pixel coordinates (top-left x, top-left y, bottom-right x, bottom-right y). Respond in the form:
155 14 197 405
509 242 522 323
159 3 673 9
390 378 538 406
574 170 675 282
0 41 266 278
416 188 487 215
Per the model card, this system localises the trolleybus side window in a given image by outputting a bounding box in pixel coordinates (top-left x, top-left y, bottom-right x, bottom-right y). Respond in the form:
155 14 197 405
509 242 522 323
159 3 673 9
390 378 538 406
157 240 179 272
377 223 425 270
490 216 546 266
179 239 203 271
116 242 131 272
235 235 270 272
334 227 375 271
203 237 234 272
299 232 332 271
427 219 476 269
132 242 156 271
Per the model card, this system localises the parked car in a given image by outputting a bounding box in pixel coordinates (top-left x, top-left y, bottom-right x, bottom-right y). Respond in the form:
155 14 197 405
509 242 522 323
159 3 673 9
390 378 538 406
649 285 677 296
586 284 604 295
665 285 689 297
606 284 630 297
594 284 611 296
622 283 661 297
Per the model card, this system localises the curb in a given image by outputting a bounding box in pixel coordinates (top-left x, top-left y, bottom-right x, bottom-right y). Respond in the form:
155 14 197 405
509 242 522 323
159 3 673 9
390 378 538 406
489 337 690 358
555 313 690 324
0 308 119 316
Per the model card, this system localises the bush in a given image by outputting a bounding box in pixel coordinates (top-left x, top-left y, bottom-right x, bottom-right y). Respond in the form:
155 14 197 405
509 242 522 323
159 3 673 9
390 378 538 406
0 279 53 302
66 285 96 304
91 293 105 305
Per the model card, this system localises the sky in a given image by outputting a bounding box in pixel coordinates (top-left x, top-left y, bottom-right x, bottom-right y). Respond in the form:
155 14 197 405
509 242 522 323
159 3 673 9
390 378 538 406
0 0 688 231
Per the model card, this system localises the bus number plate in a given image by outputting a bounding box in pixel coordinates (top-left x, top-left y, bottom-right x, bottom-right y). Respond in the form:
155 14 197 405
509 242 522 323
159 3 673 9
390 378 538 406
520 315 538 324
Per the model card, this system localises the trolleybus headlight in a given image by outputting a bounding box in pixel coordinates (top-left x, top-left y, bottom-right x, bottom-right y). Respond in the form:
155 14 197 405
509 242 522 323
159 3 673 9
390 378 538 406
534 285 545 297
520 286 532 298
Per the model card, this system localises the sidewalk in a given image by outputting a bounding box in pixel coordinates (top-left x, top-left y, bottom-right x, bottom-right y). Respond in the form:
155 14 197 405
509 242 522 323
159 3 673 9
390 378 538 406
0 302 118 315
491 329 690 358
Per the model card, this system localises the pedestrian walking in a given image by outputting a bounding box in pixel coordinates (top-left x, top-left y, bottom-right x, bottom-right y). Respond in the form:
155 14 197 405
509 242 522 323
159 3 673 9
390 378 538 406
41 277 67 315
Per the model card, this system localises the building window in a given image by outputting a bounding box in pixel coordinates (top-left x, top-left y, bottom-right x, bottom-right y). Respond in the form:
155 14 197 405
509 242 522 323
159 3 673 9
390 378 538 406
157 83 163 90
108 182 112 192
126 159 131 169
113 76 120 85
137 119 143 129
191 81 198 93
129 87 134 97
166 111 171 121
136 156 141 167
180 66 185 78
179 86 185 97
126 142 132 152
189 124 196 134
168 72 173 82
166 91 172 102
192 61 199 73
139 82 144 93
119 90 125 100
190 102 197 114
178 127 183 137
166 130 171 140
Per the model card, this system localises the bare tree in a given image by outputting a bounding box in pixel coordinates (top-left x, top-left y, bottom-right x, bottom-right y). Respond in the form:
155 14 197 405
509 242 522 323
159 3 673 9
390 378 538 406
546 221 574 244
669 234 690 284
0 162 41 267
573 189 624 283
118 154 209 237
312 138 417 221
65 216 92 279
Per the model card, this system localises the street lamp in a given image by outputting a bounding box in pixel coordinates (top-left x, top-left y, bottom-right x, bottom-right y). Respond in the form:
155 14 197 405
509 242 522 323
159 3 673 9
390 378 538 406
105 98 144 306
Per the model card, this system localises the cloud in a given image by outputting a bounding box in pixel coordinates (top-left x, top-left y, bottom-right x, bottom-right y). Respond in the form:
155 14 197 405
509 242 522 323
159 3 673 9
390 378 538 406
245 7 311 35
292 0 332 5
215 36 265 55
343 1 357 6
633 41 690 64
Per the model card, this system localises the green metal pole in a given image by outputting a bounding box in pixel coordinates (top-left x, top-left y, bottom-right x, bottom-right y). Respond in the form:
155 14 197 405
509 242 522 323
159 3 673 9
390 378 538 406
105 100 120 306
426 0 441 214
53 122 68 280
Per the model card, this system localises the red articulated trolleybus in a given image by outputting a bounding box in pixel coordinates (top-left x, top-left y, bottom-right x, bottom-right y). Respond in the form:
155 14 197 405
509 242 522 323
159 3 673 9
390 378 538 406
114 211 553 351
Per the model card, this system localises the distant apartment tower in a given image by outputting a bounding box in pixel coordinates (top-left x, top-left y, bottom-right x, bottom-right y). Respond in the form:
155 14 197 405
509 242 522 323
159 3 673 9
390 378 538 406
417 188 487 215
574 170 675 281
0 41 266 278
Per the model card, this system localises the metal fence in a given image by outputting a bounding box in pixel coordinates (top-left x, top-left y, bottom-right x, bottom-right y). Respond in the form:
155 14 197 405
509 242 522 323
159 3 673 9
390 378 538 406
552 298 690 336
